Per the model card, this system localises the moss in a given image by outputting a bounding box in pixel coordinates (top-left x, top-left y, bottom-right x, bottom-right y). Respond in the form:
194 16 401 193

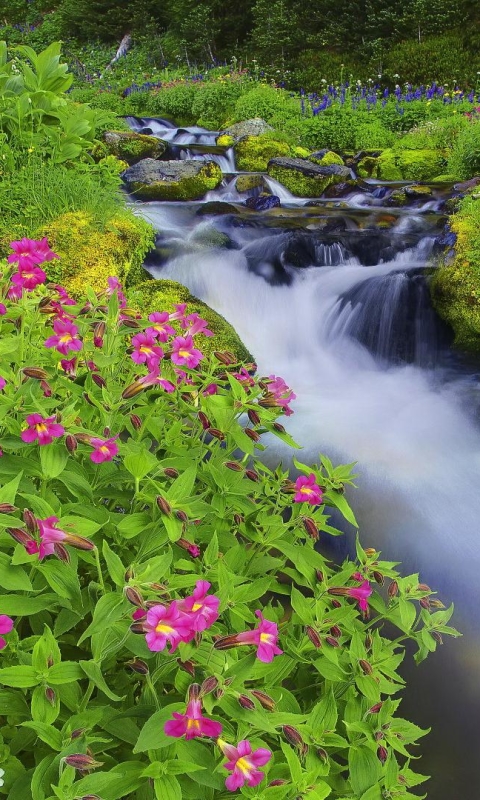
128 162 222 201
431 174 458 182
374 149 446 181
235 174 266 193
127 279 252 360
375 150 403 181
267 165 334 198
216 134 235 147
98 131 166 164
312 151 344 167
357 156 379 178
387 189 408 207
235 135 290 172
293 146 310 159
431 196 480 350
38 211 154 295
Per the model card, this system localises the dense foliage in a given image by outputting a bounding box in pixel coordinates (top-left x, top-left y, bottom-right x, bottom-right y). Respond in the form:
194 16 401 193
0 239 459 800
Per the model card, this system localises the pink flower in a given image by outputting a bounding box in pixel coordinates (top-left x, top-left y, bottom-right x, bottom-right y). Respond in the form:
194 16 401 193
0 304 6 315
181 313 213 337
89 435 119 463
178 581 219 632
7 284 23 300
146 312 175 342
177 538 201 558
107 276 127 309
0 377 5 391
171 335 203 369
328 579 373 613
266 375 296 416
138 364 175 393
44 318 83 355
233 367 255 387
144 601 194 652
8 237 57 270
174 369 194 386
27 516 68 560
218 739 271 791
0 615 14 650
215 611 283 663
60 358 77 376
131 332 164 367
21 414 65 446
165 697 223 740
294 474 323 505
11 266 46 291
169 303 188 322
203 383 218 396
53 284 76 306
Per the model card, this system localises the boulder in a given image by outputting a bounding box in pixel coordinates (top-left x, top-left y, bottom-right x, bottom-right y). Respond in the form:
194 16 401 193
454 176 480 193
404 184 433 199
98 130 167 164
235 135 290 172
267 157 351 198
235 174 268 193
122 159 223 201
310 150 344 167
376 149 446 181
245 194 281 211
283 233 316 268
196 201 240 216
386 189 409 207
222 118 273 141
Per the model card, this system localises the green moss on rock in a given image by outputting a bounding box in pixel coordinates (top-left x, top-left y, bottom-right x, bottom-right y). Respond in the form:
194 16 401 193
38 211 154 295
122 160 223 201
94 131 167 164
235 174 266 193
235 135 290 172
357 156 380 178
375 150 403 181
312 151 344 167
373 149 446 181
127 279 252 360
216 134 235 147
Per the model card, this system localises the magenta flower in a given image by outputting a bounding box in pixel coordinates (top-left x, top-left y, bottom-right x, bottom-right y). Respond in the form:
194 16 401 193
21 414 65 446
215 611 282 663
328 579 373 613
171 335 203 369
164 697 223 740
233 367 255 387
168 303 188 322
89 436 119 463
106 276 127 309
181 312 213 337
138 364 175 393
146 312 175 342
131 332 164 367
60 358 77 376
44 318 83 355
8 237 57 270
0 304 6 315
7 284 23 300
53 284 76 306
218 739 271 791
266 375 296 416
26 516 68 560
11 266 47 291
0 377 5 391
0 615 14 650
294 474 323 505
203 383 218 396
178 581 220 632
144 601 194 652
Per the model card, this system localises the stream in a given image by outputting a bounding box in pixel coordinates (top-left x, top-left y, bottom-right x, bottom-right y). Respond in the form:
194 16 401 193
125 117 480 798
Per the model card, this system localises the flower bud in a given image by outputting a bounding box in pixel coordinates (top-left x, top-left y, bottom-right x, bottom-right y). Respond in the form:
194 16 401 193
156 496 171 515
251 690 276 711
377 745 388 765
331 599 341 608
45 686 56 705
417 583 431 593
316 570 324 582
54 543 70 562
326 636 340 648
63 754 104 771
6 527 32 547
23 508 37 533
121 318 141 328
128 414 141 431
431 630 443 644
22 367 48 380
70 728 85 740
368 702 383 714
375 730 384 741
176 510 188 522
40 380 52 397
164 467 179 478
245 428 260 442
224 461 243 471
208 428 225 441
122 380 145 399
420 597 431 610
282 725 304 748
177 659 196 677
124 586 144 607
273 422 286 433
79 796 101 800
198 412 211 430
365 634 373 650
316 748 328 761
0 503 17 513
359 659 373 675
238 694 255 710
248 409 260 426
177 538 201 558
364 548 377 556
430 599 445 608
83 392 95 406
214 351 235 365
200 676 218 696
245 469 259 482
303 517 318 539
66 434 78 454
129 622 146 634
269 780 288 787
305 626 322 648
92 374 106 388
93 321 105 341
388 580 399 598
373 571 384 586
233 514 244 525
330 625 342 638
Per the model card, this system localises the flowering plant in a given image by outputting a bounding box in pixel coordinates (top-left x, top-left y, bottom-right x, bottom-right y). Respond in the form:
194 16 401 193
0 239 459 799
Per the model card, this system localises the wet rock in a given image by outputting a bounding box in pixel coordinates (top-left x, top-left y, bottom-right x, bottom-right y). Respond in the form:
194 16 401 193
235 174 267 193
322 218 348 234
308 149 329 161
283 233 316 267
190 226 236 249
310 150 345 167
405 184 433 199
245 194 281 211
196 201 240 216
98 130 167 164
222 118 274 141
323 181 356 199
386 189 408 207
454 176 480 193
122 159 222 201
357 156 380 178
435 230 457 249
236 135 290 171
243 234 291 285
267 157 351 198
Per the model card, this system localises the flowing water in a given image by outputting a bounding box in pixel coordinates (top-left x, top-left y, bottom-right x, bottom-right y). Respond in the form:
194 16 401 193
126 118 480 798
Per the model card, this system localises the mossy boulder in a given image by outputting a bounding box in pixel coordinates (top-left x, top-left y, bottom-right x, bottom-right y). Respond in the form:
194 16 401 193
235 174 267 193
432 174 458 183
97 131 167 164
293 147 310 159
222 118 273 141
127 279 252 360
122 159 223 201
404 184 433 199
235 135 290 172
431 196 480 349
386 189 409 207
310 151 344 167
216 134 235 147
38 211 154 295
373 149 446 181
267 157 351 198
357 156 380 178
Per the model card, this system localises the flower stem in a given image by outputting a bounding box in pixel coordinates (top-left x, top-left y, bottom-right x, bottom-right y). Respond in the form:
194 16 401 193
93 546 105 593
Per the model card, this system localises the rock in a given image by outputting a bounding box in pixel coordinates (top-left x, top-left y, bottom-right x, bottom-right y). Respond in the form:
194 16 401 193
98 130 167 164
122 159 223 201
376 149 446 181
127 279 252 360
405 184 433 199
245 194 281 211
283 233 316 268
222 118 273 141
216 134 235 147
267 157 351 198
357 156 379 178
323 181 356 199
435 230 457 248
235 174 267 193
454 176 480 193
190 225 235 249
235 135 290 171
310 150 344 167
308 149 329 161
431 174 458 183
386 189 408 207
196 201 240 216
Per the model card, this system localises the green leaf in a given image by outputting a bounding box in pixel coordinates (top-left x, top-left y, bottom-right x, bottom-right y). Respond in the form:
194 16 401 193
124 447 158 480
78 592 128 644
0 689 29 716
0 471 23 505
281 742 303 785
154 774 181 800
22 721 63 751
40 445 68 479
310 687 338 737
116 512 152 539
102 540 125 586
325 489 358 527
348 746 382 795
134 705 183 752
79 660 125 702
0 552 32 591
0 665 40 688
47 662 84 685
0 593 60 616
32 625 61 671
37 560 81 603
166 466 197 503
360 786 383 800
165 760 206 775
290 585 313 624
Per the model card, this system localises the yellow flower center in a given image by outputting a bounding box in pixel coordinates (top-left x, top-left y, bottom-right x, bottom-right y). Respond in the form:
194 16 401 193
192 602 202 611
178 349 191 358
36 424 48 432
260 633 272 643
155 623 173 634
236 757 251 775
140 346 153 355
300 486 314 495
59 334 72 343
187 719 200 730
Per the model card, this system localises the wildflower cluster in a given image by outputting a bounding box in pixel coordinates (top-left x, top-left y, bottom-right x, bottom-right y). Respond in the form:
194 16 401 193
0 238 459 798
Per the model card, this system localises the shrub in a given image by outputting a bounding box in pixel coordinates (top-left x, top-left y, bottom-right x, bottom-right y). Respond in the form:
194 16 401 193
447 119 480 178
234 86 300 123
0 239 459 799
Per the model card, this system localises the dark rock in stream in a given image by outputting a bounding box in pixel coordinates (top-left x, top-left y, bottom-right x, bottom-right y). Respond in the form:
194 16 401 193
454 176 480 193
196 201 240 216
245 194 281 211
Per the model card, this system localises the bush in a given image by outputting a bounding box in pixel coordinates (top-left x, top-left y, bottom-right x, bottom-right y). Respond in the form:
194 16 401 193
0 239 459 799
234 85 300 123
447 119 480 178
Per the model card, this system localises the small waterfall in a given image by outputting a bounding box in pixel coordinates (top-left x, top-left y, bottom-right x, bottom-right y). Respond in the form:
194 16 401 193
315 242 348 266
178 147 236 173
264 176 300 203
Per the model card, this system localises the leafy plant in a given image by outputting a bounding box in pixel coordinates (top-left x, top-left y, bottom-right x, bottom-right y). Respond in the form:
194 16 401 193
0 239 459 799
